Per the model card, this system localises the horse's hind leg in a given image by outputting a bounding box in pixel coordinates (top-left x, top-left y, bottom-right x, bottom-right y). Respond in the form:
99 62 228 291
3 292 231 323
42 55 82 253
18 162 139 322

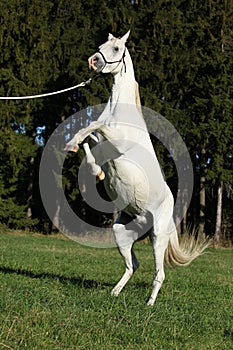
147 189 174 306
111 222 139 297
147 231 169 306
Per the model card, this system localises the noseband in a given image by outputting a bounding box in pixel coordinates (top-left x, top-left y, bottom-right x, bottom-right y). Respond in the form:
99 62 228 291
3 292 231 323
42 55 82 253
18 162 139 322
98 48 126 73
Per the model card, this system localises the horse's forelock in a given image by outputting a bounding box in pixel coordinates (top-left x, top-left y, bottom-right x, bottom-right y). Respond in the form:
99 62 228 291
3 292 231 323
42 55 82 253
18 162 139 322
99 37 124 50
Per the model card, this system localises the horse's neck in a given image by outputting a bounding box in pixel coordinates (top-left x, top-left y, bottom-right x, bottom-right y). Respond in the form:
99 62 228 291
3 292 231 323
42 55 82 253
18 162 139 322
110 50 136 108
99 50 145 129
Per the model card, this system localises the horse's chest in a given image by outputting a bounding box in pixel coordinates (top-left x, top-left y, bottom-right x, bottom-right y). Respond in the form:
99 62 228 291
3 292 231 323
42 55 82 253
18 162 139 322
103 158 149 214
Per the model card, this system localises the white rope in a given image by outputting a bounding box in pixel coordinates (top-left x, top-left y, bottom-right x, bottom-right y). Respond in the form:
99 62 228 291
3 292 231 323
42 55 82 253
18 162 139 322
0 77 93 100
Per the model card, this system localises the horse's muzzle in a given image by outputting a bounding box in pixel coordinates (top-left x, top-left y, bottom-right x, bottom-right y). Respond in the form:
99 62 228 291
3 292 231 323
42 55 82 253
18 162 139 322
88 53 105 72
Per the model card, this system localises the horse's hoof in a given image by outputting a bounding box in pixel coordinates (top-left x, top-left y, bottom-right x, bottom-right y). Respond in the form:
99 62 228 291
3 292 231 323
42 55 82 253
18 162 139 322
64 145 79 153
111 288 120 297
146 298 155 306
98 170 105 181
71 146 79 152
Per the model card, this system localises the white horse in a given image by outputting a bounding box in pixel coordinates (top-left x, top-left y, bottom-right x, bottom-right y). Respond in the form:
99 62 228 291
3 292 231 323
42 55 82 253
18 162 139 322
65 31 208 305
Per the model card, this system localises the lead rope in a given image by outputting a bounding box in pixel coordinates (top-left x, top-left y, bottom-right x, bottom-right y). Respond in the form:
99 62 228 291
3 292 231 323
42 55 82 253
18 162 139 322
0 75 100 100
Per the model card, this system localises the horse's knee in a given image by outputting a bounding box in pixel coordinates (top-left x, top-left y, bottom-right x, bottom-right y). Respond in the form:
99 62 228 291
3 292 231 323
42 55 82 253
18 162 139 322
125 266 134 277
113 223 124 233
154 269 165 286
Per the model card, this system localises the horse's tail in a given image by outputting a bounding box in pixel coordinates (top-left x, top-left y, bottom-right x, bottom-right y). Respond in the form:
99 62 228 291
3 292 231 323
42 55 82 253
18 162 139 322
165 228 211 267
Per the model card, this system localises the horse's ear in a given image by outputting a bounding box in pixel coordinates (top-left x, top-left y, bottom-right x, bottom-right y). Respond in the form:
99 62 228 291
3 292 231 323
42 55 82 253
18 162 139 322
108 33 114 41
121 30 130 44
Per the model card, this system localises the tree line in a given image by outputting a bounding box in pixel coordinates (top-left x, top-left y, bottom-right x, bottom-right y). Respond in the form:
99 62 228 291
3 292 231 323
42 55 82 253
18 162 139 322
0 0 232 244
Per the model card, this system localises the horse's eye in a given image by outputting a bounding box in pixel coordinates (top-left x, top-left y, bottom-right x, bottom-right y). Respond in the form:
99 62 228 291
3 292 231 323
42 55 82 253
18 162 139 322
114 46 119 52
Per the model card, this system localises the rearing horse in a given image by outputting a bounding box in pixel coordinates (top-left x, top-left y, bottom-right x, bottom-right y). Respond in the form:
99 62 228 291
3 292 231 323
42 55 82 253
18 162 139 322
65 31 208 306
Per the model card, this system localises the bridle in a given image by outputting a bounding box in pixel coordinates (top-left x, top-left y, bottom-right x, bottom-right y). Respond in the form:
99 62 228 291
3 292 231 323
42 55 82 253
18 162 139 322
98 48 126 73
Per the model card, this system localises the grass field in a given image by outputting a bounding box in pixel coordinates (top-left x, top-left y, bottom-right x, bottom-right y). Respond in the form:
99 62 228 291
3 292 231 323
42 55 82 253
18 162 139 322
0 232 232 350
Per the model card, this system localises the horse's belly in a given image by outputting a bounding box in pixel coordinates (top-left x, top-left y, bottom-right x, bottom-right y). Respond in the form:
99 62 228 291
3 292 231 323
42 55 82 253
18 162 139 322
104 159 150 215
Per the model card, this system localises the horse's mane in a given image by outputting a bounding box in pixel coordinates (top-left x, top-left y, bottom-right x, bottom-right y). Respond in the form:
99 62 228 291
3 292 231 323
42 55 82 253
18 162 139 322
135 81 143 116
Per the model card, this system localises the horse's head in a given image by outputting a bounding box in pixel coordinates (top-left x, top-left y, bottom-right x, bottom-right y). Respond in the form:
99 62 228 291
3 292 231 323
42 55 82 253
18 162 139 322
88 30 130 74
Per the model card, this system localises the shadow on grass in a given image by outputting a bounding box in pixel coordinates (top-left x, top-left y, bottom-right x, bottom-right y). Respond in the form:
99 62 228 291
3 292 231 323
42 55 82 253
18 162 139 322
0 265 151 290
0 265 112 289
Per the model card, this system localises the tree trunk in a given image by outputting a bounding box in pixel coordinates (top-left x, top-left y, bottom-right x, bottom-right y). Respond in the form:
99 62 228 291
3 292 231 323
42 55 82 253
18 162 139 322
214 181 223 245
52 202 61 231
198 146 206 237
199 175 205 236
27 157 34 219
182 188 188 234
52 188 62 232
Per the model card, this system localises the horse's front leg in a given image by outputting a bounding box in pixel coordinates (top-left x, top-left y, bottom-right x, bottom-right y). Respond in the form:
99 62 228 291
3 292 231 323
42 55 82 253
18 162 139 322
83 143 105 181
65 121 125 153
64 121 103 152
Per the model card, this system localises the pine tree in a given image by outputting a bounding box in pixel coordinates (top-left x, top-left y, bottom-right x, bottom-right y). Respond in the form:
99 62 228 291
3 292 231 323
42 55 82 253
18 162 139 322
0 128 38 228
130 0 233 237
1 0 232 237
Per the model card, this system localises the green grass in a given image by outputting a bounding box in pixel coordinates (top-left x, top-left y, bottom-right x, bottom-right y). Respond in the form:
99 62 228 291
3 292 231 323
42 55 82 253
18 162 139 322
0 232 232 350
